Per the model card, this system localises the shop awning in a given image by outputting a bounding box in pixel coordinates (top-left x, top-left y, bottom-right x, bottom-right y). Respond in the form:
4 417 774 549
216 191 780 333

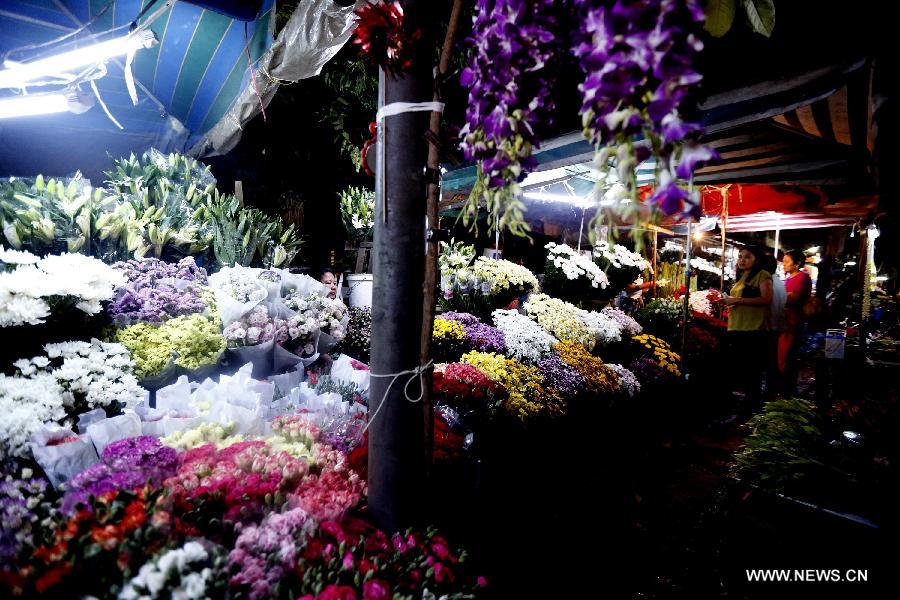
0 0 358 181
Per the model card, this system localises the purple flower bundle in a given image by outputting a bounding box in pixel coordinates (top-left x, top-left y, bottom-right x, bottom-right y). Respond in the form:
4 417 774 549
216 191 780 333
573 0 716 217
628 356 666 385
538 354 586 400
109 257 207 325
62 436 177 514
114 257 208 288
442 311 507 354
459 0 556 233
1 467 55 563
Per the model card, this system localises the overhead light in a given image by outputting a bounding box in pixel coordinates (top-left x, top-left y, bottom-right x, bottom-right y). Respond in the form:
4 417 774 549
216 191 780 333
693 231 704 241
875 275 888 282
0 31 156 89
0 90 93 119
805 246 820 254
844 261 857 267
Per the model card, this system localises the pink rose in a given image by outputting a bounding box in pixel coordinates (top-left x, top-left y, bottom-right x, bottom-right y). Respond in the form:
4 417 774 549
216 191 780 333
317 585 357 600
362 579 390 600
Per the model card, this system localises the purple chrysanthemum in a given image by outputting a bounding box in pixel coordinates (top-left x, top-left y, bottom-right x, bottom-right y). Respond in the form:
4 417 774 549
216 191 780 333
62 436 177 513
538 354 586 400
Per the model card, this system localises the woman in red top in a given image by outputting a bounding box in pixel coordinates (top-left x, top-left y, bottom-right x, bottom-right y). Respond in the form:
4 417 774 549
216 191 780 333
778 250 812 392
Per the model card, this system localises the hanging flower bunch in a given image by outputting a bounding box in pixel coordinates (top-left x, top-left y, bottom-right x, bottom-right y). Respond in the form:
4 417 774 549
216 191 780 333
459 0 557 236
573 0 717 217
352 0 422 76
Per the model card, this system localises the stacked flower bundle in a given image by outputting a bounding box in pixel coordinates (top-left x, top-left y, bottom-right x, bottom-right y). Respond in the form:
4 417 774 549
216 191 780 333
1 249 124 327
542 243 609 305
441 311 506 354
491 309 557 364
461 351 563 423
555 341 621 397
524 293 596 350
432 318 468 363
1 339 143 461
107 257 208 326
339 306 372 363
593 241 652 293
632 334 682 378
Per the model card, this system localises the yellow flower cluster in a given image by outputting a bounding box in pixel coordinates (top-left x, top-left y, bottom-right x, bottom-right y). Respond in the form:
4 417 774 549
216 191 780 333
461 351 563 422
524 293 595 351
632 334 682 377
554 340 620 395
473 257 539 295
433 318 465 341
432 318 467 361
115 312 225 379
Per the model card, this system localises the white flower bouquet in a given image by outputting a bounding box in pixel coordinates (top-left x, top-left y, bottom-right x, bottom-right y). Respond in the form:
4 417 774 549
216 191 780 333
1 249 125 327
542 242 609 306
492 308 558 364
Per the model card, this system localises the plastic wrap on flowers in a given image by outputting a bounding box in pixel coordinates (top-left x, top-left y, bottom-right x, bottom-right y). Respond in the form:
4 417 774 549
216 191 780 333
29 424 99 488
226 339 276 380
208 266 268 326
0 173 95 256
85 411 142 456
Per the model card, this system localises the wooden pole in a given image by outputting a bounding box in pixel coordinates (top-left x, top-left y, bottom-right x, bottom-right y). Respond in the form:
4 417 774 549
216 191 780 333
651 229 658 299
720 189 728 293
421 0 465 471
369 0 432 533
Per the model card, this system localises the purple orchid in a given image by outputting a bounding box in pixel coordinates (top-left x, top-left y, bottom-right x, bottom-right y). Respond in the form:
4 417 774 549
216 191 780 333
573 0 716 216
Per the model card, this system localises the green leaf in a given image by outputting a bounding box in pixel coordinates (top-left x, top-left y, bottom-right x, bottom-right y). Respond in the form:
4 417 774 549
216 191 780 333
705 0 737 37
742 0 775 37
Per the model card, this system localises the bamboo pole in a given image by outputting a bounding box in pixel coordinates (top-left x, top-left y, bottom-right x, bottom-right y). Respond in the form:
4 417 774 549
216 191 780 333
421 0 465 468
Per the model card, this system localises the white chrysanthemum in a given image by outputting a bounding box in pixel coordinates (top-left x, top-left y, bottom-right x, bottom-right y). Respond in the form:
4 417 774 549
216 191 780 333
492 308 557 364
545 243 609 288
0 246 39 265
576 308 623 346
0 373 67 460
525 293 596 350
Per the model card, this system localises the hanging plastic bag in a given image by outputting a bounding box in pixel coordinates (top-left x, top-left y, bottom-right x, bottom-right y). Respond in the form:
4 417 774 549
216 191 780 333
30 424 99 488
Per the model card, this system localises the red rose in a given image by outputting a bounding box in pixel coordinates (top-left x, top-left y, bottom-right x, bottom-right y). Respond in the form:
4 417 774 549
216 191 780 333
317 584 357 600
362 579 390 600
34 564 70 593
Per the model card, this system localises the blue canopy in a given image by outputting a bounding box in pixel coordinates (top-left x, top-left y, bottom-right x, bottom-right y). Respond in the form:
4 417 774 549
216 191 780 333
0 0 275 180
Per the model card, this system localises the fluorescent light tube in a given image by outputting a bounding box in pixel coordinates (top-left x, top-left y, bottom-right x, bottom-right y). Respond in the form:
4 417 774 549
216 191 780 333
0 31 155 89
0 93 70 118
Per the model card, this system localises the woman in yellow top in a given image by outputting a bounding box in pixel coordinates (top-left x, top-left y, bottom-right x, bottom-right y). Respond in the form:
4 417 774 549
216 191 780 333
723 246 773 404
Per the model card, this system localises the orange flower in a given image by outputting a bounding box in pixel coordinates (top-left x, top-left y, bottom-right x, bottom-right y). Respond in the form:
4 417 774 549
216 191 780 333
121 500 147 530
91 524 121 550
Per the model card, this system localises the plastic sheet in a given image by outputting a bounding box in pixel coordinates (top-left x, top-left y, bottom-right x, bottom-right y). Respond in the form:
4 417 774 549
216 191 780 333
190 0 362 157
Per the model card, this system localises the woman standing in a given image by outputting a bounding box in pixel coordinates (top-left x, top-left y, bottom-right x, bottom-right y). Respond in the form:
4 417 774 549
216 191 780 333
778 250 812 392
723 246 773 403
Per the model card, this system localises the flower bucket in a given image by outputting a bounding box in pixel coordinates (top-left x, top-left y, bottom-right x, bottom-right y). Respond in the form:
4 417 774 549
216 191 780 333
347 273 373 308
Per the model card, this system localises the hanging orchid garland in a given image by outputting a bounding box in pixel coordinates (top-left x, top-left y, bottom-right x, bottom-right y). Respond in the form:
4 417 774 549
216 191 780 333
459 0 557 237
573 0 717 218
